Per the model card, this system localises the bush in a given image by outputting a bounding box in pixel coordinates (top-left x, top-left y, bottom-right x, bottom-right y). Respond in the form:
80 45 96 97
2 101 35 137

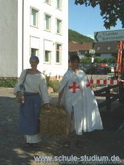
49 80 60 92
0 79 17 87
0 77 60 92
44 74 60 92
45 75 51 87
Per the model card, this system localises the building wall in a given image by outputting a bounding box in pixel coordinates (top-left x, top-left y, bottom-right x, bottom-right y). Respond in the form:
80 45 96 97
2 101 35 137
0 0 68 78
20 0 68 77
0 0 18 77
41 0 68 76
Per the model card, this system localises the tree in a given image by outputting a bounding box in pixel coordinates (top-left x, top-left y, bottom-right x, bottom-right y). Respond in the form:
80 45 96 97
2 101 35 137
69 29 94 43
81 57 92 63
75 0 124 29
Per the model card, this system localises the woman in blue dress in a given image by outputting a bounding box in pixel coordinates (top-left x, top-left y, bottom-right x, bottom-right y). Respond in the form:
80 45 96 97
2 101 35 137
14 55 50 148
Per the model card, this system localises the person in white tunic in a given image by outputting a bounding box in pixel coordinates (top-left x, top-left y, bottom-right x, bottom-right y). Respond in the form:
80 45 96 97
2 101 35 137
58 55 103 147
14 55 50 148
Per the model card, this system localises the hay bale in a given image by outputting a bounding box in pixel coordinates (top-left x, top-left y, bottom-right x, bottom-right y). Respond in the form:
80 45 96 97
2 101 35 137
40 106 68 136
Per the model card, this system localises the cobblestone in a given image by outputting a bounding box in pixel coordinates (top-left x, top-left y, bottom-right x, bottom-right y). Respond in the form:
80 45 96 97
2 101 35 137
0 87 124 165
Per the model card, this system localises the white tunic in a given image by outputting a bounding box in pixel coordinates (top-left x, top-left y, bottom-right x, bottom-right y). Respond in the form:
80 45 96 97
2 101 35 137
59 69 103 135
14 69 49 104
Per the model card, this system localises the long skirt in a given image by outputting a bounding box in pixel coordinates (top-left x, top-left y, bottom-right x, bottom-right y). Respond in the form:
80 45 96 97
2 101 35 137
18 93 41 139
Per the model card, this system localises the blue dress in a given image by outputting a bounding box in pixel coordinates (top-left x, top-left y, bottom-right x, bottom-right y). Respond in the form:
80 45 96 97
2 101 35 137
19 93 41 135
14 70 49 136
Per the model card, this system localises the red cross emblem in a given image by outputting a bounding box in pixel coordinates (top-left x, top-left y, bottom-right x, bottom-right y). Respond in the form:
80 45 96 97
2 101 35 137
69 82 80 93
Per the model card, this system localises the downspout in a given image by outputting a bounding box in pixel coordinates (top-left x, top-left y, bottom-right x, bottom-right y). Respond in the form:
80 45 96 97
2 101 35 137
22 0 24 70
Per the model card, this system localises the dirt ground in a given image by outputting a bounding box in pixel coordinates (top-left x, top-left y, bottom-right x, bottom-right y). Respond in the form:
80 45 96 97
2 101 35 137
0 87 124 165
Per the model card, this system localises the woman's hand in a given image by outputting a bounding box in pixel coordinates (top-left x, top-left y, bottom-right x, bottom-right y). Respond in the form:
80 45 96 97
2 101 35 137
16 92 22 103
57 90 64 108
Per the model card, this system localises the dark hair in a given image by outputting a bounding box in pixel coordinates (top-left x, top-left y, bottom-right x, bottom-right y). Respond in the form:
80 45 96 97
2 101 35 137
69 55 80 63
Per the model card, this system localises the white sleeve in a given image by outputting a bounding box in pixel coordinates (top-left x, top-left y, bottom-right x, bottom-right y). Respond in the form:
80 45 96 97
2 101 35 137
13 69 27 94
58 71 69 93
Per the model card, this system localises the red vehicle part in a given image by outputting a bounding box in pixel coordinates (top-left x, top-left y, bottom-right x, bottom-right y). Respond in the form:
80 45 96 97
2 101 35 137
116 40 124 75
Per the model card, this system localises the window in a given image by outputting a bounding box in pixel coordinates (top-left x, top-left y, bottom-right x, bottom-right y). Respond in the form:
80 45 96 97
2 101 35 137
56 0 61 9
31 8 38 27
56 44 61 63
44 0 51 4
97 47 100 50
31 48 39 56
45 50 51 63
44 14 51 31
56 19 62 34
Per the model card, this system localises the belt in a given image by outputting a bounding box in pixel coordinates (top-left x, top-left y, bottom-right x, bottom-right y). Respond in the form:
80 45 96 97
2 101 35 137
24 92 39 96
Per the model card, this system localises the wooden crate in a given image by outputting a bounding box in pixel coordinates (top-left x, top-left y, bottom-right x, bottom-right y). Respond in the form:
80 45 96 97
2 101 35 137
40 106 68 136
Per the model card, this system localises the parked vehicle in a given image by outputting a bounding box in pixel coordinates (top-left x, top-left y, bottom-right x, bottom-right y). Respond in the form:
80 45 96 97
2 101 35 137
81 63 111 75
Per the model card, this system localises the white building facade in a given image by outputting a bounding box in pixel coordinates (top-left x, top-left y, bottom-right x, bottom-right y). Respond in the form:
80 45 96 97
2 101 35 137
0 0 68 78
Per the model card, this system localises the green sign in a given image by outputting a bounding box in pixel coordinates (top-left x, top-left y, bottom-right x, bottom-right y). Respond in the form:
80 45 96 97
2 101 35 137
94 29 124 42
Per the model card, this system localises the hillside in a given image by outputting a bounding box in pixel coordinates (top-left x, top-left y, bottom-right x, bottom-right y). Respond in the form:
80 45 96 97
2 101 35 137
69 29 94 43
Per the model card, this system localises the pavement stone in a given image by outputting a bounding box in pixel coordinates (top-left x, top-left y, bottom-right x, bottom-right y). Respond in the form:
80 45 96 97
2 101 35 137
0 87 124 165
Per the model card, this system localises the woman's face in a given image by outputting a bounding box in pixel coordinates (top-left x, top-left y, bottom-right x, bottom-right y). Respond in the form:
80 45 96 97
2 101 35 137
30 60 38 69
70 60 79 70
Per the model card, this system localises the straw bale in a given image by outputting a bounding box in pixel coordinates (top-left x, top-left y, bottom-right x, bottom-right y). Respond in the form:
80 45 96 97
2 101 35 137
40 106 68 136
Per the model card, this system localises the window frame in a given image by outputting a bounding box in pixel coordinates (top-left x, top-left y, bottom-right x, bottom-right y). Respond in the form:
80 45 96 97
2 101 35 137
44 14 51 31
30 8 39 27
44 0 51 5
56 0 62 10
44 50 51 63
56 18 62 34
31 48 39 57
55 43 62 64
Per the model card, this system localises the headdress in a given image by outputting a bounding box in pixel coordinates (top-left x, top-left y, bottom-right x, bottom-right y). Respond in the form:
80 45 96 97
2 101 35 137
29 55 39 64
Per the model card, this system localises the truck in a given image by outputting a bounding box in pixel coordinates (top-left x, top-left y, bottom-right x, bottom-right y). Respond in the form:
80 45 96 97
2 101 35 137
115 40 124 79
115 40 124 103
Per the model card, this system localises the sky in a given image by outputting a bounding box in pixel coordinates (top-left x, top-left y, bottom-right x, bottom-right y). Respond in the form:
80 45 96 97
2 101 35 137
68 0 123 39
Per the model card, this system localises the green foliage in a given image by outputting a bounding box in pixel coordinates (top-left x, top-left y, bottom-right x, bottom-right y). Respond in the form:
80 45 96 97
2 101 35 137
94 57 102 63
45 74 60 92
107 57 116 63
69 29 94 43
45 75 51 87
95 57 116 64
49 80 60 92
81 57 116 64
75 0 124 29
102 58 108 63
81 57 92 63
0 79 17 87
